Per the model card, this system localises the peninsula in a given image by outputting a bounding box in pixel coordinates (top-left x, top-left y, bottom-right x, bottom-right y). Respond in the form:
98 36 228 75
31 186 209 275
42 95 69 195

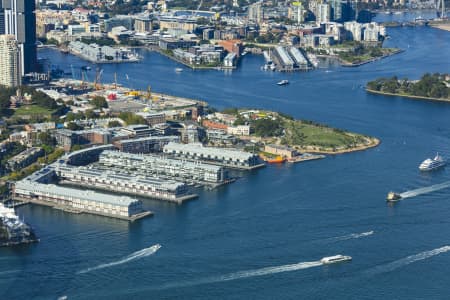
366 73 450 102
207 109 380 156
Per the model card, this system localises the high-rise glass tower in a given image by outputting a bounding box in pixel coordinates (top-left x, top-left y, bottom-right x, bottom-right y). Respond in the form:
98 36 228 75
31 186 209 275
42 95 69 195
2 0 37 75
0 1 5 34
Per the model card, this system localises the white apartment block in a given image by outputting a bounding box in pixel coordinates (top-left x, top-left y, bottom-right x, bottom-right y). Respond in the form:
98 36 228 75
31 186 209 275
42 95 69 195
0 34 21 87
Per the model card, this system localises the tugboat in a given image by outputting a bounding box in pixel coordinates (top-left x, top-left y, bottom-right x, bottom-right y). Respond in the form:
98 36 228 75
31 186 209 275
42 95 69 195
277 79 289 86
386 191 402 201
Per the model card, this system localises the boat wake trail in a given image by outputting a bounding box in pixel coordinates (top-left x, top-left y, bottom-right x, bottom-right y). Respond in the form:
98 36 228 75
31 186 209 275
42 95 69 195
328 231 374 242
161 260 323 289
77 244 161 274
215 261 323 282
367 246 450 275
400 181 450 199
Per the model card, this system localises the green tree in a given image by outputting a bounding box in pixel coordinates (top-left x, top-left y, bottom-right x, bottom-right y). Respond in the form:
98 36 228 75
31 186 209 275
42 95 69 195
221 107 239 115
118 112 146 125
38 132 56 146
66 122 82 131
84 109 96 119
253 118 283 137
108 120 122 127
91 96 108 109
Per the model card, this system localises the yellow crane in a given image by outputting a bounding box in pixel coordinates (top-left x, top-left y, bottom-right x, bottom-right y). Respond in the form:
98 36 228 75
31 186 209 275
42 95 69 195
147 85 152 102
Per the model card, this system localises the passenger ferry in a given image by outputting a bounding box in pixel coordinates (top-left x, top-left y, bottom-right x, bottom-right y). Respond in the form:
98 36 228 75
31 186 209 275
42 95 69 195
321 255 352 264
419 153 446 171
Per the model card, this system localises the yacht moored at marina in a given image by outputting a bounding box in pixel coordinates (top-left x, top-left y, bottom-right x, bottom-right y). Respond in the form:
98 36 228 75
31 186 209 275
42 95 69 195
0 203 37 246
321 255 352 264
419 153 446 171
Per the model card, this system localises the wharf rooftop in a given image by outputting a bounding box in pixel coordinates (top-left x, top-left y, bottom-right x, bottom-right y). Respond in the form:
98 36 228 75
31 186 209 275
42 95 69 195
13 180 152 221
55 164 197 203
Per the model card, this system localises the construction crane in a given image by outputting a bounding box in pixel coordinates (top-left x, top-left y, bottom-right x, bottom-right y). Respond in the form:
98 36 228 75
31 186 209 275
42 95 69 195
192 0 203 17
94 67 104 90
81 68 89 89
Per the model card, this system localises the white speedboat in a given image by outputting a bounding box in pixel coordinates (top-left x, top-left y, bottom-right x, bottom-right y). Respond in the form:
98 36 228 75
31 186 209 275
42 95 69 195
175 68 183 73
277 79 289 86
386 191 401 201
419 153 446 171
321 255 352 264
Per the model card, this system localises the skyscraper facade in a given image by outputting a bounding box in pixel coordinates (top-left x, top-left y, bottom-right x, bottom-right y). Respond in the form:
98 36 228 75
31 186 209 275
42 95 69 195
0 34 21 87
0 1 4 34
2 0 37 75
329 0 343 22
248 1 263 24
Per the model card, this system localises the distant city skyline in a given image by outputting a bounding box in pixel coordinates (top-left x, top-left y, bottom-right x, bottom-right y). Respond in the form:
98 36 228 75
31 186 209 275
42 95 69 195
1 0 37 75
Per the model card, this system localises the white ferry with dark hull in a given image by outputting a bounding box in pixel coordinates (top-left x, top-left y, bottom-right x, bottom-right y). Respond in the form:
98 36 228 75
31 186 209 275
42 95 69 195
419 153 446 171
320 255 352 264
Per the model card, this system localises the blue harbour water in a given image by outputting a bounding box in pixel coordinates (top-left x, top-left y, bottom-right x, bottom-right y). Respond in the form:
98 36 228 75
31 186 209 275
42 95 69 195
2 14 450 299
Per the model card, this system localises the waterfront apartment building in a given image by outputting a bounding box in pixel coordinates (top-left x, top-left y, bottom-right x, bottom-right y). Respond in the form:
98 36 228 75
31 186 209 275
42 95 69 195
227 125 251 136
7 147 44 171
134 16 152 33
0 34 20 87
13 180 147 220
2 0 37 75
159 17 196 32
119 125 155 139
104 15 133 32
136 112 166 126
62 144 115 166
113 136 179 154
163 142 262 170
99 150 227 184
55 129 112 150
55 164 195 203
